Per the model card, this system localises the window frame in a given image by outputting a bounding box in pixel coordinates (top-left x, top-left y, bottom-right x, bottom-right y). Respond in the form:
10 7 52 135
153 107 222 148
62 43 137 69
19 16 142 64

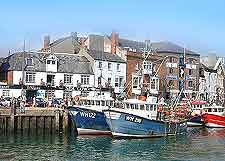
64 74 73 84
26 58 33 66
143 61 152 70
98 61 102 68
116 64 120 71
189 58 193 64
115 77 119 87
132 75 142 89
169 68 173 74
108 63 112 71
188 81 193 88
25 72 36 83
189 69 193 76
81 75 90 85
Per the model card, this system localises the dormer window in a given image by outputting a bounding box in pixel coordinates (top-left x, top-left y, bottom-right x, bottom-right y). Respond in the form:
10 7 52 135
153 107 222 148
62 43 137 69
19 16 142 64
46 59 56 65
26 58 33 66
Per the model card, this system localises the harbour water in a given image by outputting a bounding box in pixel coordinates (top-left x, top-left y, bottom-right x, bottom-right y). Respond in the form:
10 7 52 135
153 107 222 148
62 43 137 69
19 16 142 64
0 128 225 161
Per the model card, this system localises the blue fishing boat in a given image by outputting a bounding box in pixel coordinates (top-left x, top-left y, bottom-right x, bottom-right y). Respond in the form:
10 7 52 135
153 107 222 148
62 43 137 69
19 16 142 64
104 98 187 138
67 90 114 135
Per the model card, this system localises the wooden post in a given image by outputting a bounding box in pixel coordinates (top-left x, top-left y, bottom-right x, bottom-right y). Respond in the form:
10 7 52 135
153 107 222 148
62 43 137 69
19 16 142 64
63 110 69 133
17 116 22 130
55 110 60 132
24 117 30 130
30 116 37 129
10 115 15 132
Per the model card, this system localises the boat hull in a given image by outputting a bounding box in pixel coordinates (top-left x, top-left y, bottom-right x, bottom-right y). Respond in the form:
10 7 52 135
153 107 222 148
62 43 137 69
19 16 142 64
187 115 203 127
203 113 225 128
104 109 187 138
67 106 111 135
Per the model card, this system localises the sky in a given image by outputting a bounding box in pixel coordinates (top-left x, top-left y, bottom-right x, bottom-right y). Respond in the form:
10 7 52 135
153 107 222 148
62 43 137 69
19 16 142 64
0 0 225 56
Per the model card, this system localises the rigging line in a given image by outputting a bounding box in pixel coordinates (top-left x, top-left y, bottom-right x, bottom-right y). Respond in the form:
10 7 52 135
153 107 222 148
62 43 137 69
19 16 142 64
119 46 164 98
117 54 168 99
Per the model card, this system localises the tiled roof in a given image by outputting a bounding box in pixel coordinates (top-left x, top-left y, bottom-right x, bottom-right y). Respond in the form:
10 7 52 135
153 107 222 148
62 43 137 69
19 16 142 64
0 52 93 74
87 50 126 63
117 38 199 55
50 36 73 47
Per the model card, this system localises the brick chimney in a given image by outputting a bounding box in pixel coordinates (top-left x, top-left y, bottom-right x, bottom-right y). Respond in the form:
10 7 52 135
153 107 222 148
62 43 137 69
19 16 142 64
80 37 86 48
111 32 119 54
44 35 50 49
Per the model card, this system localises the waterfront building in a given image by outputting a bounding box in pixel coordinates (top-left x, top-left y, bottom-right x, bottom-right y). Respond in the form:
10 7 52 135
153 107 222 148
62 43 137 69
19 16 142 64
125 51 163 98
103 32 200 100
41 33 127 95
82 34 126 94
0 52 94 100
199 56 225 105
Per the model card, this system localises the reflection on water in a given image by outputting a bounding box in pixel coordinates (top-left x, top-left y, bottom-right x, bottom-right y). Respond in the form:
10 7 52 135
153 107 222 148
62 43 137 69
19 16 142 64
0 128 225 161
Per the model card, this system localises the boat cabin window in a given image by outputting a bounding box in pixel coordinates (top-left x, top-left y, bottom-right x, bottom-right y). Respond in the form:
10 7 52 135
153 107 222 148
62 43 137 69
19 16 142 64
130 104 134 109
86 100 90 105
135 104 138 110
101 101 105 106
91 100 95 105
213 108 218 112
96 100 100 106
140 104 145 110
83 100 87 105
126 103 130 109
146 104 150 111
218 108 224 112
207 108 212 112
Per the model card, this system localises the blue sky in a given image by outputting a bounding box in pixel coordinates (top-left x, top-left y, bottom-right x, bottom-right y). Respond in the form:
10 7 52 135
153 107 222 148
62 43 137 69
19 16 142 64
0 0 225 56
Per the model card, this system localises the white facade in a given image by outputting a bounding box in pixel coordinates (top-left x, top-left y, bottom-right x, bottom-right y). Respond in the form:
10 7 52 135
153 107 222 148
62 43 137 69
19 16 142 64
0 88 22 98
199 71 217 102
12 70 94 88
93 60 126 93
